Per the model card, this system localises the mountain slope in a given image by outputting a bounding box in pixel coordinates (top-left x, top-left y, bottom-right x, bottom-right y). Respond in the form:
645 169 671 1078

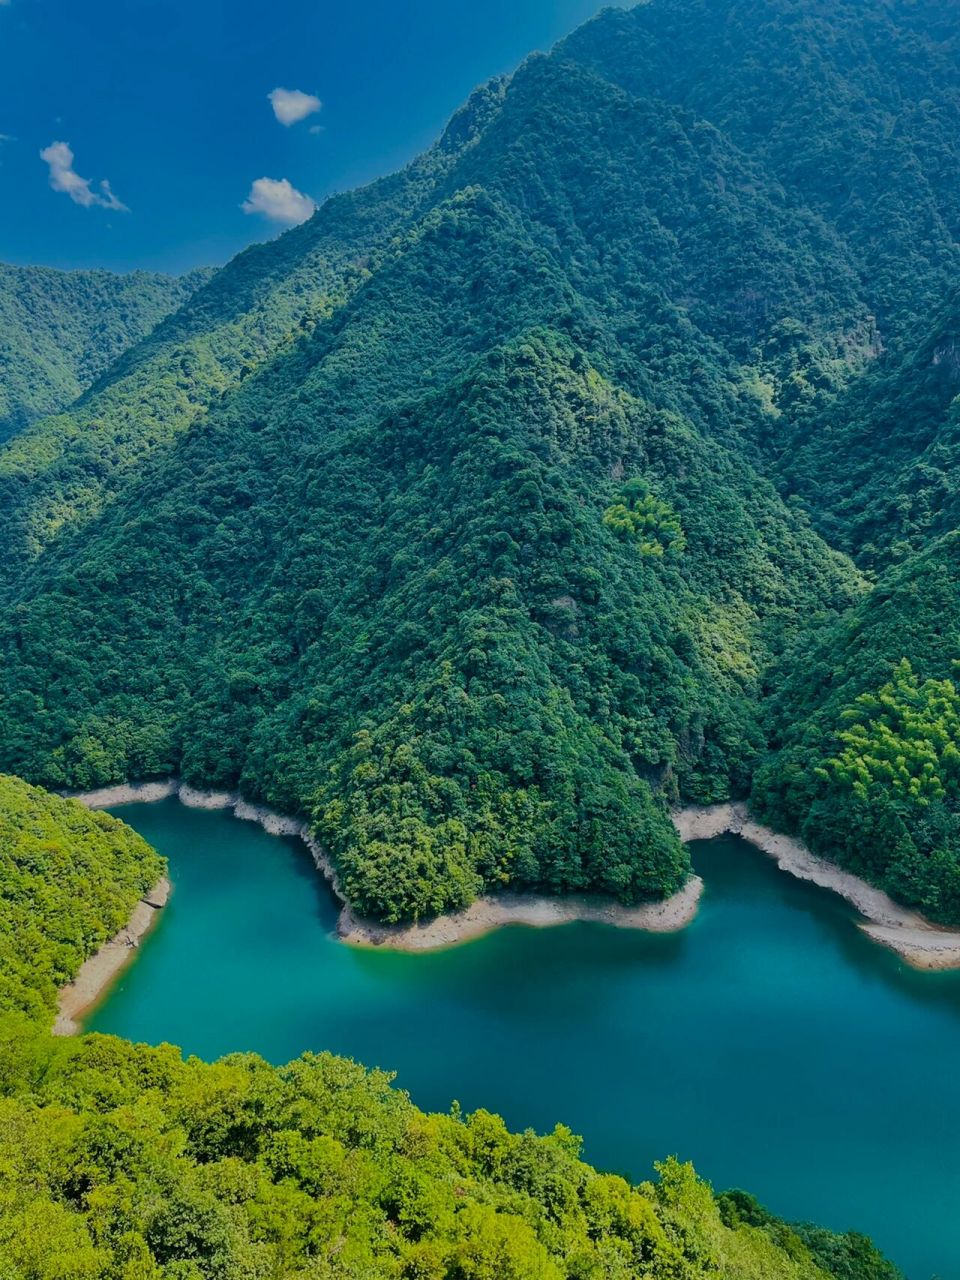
561 0 960 350
0 774 163 1021
0 114 493 574
0 262 208 443
754 536 960 925
2 0 959 922
11 0 958 574
779 290 960 567
0 1030 900 1280
749 296 960 923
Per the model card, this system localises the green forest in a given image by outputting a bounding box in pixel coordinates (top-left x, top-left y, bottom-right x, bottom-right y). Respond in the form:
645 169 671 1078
0 0 959 925
0 776 163 1022
0 775 900 1278
0 263 209 443
3 0 959 1272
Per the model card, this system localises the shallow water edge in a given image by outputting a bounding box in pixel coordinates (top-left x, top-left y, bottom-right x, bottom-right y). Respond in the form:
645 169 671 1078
53 875 171 1035
677 802 960 969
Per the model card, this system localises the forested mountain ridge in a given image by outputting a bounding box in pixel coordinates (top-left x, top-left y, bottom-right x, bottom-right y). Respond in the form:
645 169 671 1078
1 0 959 922
561 0 960 350
780 290 960 567
0 262 209 443
0 102 503 574
0 331 860 919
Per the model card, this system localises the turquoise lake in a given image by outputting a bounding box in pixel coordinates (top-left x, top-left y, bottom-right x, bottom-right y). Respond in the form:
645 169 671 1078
91 799 960 1279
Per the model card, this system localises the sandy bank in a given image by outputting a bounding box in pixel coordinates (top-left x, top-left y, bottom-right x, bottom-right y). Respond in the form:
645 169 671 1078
53 878 171 1035
70 781 960 969
676 802 960 970
70 780 703 955
337 876 704 950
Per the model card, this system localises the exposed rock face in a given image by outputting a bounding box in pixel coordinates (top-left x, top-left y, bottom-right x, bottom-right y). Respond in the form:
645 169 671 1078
932 337 960 384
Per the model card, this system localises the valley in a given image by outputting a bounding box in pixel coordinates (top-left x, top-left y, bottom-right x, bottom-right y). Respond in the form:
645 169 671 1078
2 0 959 1274
84 799 960 1279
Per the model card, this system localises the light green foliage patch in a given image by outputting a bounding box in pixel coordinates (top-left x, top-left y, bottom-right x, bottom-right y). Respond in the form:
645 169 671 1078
603 479 686 558
817 660 960 807
0 1018 902 1280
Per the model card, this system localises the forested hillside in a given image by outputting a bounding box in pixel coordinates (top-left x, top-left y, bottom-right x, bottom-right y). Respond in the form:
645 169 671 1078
0 263 208 442
0 1026 900 1280
0 775 163 1021
0 775 901 1279
0 0 959 923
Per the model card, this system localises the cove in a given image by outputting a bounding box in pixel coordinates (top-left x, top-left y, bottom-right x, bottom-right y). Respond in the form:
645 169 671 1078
90 799 960 1280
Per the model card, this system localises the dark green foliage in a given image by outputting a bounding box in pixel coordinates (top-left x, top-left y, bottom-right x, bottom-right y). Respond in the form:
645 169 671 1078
0 262 208 442
562 0 960 349
753 536 960 921
0 143 480 571
778 291 960 569
0 0 959 922
0 775 164 1020
0 333 858 920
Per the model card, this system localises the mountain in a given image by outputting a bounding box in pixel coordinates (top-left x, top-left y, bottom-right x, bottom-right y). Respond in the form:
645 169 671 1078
0 262 210 443
0 774 901 1280
0 151 460 568
751 290 960 925
0 0 958 923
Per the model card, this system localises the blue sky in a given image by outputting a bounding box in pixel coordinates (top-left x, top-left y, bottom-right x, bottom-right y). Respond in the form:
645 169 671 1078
0 0 624 275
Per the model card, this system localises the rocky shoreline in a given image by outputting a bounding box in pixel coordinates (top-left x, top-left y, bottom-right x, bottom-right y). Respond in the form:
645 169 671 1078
677 802 960 970
63 783 960 1001
53 877 171 1035
69 779 704 953
336 876 704 950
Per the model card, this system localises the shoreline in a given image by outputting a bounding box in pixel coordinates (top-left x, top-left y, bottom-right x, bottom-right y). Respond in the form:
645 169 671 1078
336 877 704 950
69 779 704 953
677 802 960 970
66 781 960 980
53 877 171 1035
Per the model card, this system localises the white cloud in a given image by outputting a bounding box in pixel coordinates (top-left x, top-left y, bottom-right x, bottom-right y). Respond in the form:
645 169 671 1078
241 176 314 226
268 87 322 126
40 140 129 211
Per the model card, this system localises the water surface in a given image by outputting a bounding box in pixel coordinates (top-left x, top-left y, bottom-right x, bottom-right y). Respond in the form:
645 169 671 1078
91 800 960 1279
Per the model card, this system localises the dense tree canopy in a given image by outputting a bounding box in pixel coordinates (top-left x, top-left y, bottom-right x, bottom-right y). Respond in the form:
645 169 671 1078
0 2 949 1268
0 0 958 920
753 536 960 922
0 1021 901 1280
0 263 209 443
0 775 163 1021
